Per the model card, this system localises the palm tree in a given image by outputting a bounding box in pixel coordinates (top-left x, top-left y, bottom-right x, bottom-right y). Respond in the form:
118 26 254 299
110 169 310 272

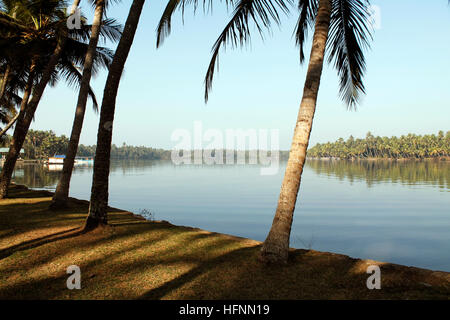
158 0 372 263
261 0 372 263
0 0 118 198
50 0 122 209
85 0 145 230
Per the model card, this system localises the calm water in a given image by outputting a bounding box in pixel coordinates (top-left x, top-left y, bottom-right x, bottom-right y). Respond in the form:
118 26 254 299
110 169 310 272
11 159 450 272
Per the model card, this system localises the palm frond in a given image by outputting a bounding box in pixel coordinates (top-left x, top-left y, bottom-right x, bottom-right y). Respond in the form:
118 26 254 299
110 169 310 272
327 0 372 108
204 0 293 102
293 0 317 63
57 59 99 112
68 17 123 44
63 38 114 77
156 0 235 48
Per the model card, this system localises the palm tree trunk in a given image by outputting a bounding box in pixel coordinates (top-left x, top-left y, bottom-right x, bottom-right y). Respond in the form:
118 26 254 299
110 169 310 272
260 0 332 264
70 0 81 13
0 113 20 139
0 65 10 102
50 0 106 209
85 0 145 231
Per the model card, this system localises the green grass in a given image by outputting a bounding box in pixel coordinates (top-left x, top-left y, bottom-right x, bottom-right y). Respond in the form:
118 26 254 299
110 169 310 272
0 184 449 299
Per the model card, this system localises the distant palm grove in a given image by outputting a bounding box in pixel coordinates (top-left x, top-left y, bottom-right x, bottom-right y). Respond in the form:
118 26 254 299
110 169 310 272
308 131 450 159
2 130 448 161
0 130 171 160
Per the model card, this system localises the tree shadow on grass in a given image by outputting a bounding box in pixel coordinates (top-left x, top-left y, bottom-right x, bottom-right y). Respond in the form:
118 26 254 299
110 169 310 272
1 185 449 300
0 225 232 299
0 227 83 260
5 184 53 199
138 246 260 300
137 247 450 300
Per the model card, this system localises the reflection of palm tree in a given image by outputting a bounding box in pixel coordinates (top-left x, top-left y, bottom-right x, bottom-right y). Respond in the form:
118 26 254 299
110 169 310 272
306 159 450 190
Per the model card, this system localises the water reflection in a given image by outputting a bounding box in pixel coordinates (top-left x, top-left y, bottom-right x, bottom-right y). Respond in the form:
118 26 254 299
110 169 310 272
305 159 449 190
7 159 450 271
13 159 449 191
12 164 61 189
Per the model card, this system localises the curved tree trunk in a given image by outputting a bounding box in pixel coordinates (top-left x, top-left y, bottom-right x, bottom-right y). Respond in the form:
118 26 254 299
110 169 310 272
0 113 20 139
50 0 105 209
85 0 145 231
260 0 332 264
0 65 10 102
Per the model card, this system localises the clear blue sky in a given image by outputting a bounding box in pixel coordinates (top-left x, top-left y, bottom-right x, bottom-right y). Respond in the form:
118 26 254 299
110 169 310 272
31 0 450 150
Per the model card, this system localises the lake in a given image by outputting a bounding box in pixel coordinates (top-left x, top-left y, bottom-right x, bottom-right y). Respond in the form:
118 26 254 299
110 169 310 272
11 159 450 272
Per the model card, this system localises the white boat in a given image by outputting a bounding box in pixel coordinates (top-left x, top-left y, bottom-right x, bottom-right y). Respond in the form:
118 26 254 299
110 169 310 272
48 164 63 171
74 157 94 165
48 155 65 164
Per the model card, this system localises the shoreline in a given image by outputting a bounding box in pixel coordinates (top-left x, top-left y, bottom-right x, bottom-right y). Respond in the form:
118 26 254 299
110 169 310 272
0 183 449 299
8 183 450 273
306 156 449 162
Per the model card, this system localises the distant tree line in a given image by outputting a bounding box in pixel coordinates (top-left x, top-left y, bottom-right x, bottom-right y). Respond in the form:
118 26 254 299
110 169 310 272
307 131 450 159
1 130 290 161
0 130 171 160
2 130 448 161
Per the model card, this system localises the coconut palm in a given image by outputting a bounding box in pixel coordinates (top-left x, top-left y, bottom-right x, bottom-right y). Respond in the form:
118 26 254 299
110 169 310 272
50 0 123 210
158 0 373 263
0 0 120 198
85 0 145 230
265 0 372 263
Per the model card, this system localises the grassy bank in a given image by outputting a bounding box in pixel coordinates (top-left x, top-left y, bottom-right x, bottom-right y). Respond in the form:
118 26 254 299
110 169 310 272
0 184 449 300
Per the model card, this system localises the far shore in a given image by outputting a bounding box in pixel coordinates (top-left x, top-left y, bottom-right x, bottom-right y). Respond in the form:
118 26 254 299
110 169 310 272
306 156 449 162
2 155 448 167
0 183 449 299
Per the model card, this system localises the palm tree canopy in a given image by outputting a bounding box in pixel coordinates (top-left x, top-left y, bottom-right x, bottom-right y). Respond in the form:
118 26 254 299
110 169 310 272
0 0 123 112
157 0 373 107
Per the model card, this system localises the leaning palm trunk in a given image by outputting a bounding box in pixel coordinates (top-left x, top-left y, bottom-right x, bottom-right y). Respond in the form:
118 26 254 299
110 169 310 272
50 0 106 209
0 113 20 138
85 0 145 230
0 65 10 102
260 0 332 264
